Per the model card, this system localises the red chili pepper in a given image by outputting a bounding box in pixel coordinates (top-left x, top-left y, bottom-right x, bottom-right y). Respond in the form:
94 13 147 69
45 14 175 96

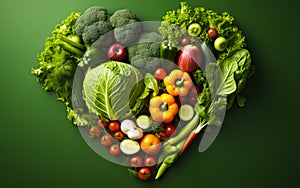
180 123 208 155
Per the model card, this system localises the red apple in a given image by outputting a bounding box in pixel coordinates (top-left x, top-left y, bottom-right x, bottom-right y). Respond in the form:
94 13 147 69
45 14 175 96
177 44 203 72
107 43 127 61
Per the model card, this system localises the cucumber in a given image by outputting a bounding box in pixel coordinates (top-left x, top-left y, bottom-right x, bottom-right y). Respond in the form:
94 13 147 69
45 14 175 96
187 23 202 37
136 115 151 129
179 104 194 121
120 139 140 155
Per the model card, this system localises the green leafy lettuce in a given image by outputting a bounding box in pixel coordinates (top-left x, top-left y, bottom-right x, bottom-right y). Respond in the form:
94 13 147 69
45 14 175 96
31 12 94 126
32 12 81 103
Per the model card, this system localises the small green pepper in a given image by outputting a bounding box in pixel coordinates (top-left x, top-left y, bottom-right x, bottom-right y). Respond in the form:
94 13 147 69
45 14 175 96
160 41 177 63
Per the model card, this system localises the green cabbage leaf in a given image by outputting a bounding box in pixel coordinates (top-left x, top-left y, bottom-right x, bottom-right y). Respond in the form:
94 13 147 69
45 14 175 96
83 61 145 121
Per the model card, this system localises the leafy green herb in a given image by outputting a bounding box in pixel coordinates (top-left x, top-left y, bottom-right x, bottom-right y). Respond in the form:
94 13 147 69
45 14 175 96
206 61 237 97
144 73 159 97
220 49 252 108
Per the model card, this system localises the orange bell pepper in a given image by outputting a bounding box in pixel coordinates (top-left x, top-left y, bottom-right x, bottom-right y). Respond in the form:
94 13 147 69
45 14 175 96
149 93 178 123
163 69 193 96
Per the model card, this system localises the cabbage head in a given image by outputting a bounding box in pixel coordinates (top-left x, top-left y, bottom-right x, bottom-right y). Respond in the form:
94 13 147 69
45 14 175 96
83 61 145 121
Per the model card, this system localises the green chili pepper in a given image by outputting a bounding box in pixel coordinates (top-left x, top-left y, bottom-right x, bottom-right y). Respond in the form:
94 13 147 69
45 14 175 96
160 40 177 63
55 39 84 58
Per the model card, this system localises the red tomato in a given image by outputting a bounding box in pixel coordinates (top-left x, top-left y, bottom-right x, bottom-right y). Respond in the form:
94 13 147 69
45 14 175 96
154 68 167 80
165 125 177 136
181 37 191 46
109 121 120 132
113 131 125 142
129 155 143 168
144 156 157 168
207 28 218 39
100 133 112 147
109 144 121 156
138 168 151 181
98 119 108 128
140 134 162 155
89 125 101 138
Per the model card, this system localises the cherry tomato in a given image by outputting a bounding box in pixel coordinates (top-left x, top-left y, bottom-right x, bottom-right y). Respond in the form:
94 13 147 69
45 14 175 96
129 155 143 168
189 96 198 105
177 96 189 104
138 168 151 181
113 131 125 142
144 156 157 168
98 119 108 128
158 132 168 141
181 37 191 46
165 125 177 136
109 144 121 156
188 86 201 105
109 121 120 132
89 125 101 138
154 68 167 80
207 28 218 39
100 133 113 147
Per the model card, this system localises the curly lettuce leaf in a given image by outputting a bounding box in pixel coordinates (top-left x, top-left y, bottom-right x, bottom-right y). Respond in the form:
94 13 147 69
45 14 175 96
31 12 85 125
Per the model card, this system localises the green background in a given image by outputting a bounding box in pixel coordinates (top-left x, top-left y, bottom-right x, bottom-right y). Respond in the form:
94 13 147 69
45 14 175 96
1 0 299 187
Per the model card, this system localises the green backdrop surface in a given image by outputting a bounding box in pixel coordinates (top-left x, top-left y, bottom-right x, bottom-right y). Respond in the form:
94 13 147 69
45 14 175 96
0 0 299 187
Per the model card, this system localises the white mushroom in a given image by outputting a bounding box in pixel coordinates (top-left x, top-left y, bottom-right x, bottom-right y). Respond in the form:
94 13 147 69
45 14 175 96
121 119 143 140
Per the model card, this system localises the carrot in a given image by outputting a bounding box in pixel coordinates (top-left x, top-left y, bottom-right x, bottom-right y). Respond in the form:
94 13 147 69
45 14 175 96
180 123 208 155
180 130 197 155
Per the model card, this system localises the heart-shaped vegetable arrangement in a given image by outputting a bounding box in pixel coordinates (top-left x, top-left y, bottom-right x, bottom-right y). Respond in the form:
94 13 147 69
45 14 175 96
31 2 254 181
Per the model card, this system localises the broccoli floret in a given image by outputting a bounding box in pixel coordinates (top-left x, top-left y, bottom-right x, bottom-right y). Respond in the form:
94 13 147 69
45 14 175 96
127 32 163 74
75 6 112 45
110 9 141 45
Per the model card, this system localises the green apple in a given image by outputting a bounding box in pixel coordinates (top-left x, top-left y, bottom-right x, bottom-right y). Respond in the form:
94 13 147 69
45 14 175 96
214 37 228 52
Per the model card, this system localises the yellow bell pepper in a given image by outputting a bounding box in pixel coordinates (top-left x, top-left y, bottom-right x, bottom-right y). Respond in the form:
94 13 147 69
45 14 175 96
163 69 193 96
149 93 178 123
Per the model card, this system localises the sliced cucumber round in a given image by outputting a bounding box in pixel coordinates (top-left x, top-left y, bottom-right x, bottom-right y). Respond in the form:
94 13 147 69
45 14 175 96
188 23 202 37
179 104 194 121
120 139 140 155
136 115 151 129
